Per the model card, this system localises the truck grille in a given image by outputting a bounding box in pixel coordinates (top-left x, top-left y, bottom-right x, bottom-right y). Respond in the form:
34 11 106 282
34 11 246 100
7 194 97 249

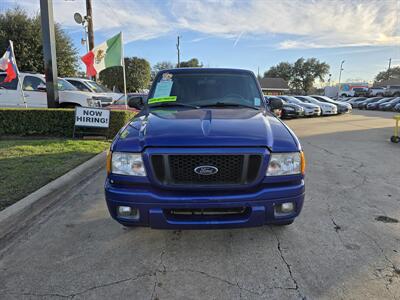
151 154 262 186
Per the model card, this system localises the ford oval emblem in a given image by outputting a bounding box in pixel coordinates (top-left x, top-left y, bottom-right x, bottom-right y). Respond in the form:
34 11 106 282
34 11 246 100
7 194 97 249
194 165 219 176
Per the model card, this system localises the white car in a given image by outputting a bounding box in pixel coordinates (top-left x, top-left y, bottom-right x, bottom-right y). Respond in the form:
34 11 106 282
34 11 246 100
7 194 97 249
0 72 102 108
295 96 338 115
64 77 122 103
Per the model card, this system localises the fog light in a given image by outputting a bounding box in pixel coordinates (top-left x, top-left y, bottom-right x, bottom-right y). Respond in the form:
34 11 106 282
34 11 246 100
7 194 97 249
118 206 132 216
275 202 295 215
117 206 140 220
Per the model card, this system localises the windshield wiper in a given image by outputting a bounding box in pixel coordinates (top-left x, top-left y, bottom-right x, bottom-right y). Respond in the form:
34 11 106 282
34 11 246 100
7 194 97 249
148 102 200 109
199 102 259 110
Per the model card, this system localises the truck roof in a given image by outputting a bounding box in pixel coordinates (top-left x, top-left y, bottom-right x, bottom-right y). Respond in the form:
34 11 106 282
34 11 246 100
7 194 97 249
158 68 255 75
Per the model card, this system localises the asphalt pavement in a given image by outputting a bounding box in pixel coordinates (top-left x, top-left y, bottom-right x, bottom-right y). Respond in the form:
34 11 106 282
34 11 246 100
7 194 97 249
0 110 399 300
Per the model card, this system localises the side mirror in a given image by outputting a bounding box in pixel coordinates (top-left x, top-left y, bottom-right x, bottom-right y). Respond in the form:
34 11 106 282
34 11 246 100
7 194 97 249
269 98 283 110
128 96 144 110
37 83 46 92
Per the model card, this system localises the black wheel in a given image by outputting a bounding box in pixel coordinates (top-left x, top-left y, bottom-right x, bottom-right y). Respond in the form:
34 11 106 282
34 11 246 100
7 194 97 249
390 136 400 143
274 220 294 226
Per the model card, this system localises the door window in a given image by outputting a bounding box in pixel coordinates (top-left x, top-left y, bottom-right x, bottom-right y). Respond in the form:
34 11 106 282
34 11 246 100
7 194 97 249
23 76 45 91
68 80 91 92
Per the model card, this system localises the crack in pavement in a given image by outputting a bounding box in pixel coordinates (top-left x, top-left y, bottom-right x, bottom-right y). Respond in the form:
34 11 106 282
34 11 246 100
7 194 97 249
355 229 400 295
150 248 167 300
1 272 154 299
270 227 306 299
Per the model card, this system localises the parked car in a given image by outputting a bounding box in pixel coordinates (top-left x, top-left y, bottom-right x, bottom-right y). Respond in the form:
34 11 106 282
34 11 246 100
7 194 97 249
0 72 102 108
383 85 400 97
353 87 369 97
394 103 400 112
368 87 386 97
310 95 352 114
295 95 337 115
347 97 367 108
279 95 321 116
366 97 394 110
105 68 305 228
106 93 147 112
266 96 304 119
357 97 383 110
64 77 122 104
380 97 400 111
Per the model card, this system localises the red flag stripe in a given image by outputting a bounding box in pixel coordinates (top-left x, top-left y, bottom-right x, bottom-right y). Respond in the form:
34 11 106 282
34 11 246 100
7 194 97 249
81 51 97 77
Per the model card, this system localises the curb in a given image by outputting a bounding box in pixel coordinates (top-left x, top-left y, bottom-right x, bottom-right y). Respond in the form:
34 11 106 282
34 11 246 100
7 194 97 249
0 151 107 241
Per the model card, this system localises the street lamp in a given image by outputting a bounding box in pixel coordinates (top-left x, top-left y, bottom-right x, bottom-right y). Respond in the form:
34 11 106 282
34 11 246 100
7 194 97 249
338 60 345 91
73 12 90 53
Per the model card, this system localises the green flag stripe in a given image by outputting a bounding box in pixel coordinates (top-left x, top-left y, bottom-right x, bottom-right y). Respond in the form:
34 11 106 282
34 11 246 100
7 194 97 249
105 33 122 68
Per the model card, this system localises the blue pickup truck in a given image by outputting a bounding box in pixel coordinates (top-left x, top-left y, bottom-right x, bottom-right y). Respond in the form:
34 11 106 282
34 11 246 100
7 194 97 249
105 68 305 229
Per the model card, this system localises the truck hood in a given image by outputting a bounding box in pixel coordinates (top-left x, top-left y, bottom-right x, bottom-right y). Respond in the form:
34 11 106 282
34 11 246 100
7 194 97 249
112 108 300 152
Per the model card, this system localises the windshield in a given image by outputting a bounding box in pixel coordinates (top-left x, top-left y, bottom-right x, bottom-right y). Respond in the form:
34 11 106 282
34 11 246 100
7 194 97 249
280 96 302 104
57 78 77 91
86 80 112 93
148 72 263 108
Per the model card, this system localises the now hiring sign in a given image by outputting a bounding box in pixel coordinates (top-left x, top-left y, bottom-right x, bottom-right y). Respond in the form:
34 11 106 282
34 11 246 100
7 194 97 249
74 107 110 128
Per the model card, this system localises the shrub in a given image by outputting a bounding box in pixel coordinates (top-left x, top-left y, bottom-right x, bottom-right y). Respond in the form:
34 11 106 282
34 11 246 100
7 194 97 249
0 108 136 139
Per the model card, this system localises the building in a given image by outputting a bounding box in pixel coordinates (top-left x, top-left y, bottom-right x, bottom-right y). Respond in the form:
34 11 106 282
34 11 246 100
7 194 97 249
258 78 289 95
373 78 400 88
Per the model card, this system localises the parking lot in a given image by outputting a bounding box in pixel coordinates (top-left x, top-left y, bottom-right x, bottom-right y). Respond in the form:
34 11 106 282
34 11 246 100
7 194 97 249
0 110 399 300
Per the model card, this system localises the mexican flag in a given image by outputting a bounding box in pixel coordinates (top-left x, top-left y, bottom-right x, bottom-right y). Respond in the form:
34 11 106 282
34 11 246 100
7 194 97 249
81 33 122 77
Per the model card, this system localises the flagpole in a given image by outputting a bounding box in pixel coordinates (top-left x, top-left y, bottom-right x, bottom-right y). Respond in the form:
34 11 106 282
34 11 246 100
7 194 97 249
9 40 27 108
120 32 128 110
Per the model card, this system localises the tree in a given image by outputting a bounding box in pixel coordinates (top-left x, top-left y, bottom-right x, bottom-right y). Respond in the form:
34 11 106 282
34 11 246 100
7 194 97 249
152 61 174 79
264 57 329 94
0 8 78 76
375 67 400 82
99 57 151 92
264 62 292 82
179 58 202 68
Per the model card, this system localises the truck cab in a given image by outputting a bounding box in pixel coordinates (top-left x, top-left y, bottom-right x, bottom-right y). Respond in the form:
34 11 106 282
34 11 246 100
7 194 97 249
0 72 102 108
105 68 305 229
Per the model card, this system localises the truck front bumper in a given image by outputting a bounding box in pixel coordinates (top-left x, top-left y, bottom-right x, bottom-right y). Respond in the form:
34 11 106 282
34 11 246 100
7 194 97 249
105 180 305 229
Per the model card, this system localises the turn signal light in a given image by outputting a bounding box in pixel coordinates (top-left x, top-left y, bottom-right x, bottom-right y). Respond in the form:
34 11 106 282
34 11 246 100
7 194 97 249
300 151 306 175
106 150 112 175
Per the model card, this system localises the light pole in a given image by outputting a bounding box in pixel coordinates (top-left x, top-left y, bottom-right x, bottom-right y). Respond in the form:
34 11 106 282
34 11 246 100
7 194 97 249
73 13 89 53
40 0 59 108
176 36 180 68
338 60 345 91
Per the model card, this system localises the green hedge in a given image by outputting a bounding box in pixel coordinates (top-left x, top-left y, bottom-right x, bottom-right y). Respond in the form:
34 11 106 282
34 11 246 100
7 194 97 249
0 108 136 139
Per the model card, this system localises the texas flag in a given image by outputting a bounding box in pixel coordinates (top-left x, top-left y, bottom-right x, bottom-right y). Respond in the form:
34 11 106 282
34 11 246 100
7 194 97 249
81 32 123 77
0 42 18 83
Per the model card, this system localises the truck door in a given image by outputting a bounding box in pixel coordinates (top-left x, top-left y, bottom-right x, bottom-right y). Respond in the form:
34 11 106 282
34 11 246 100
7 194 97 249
22 75 47 107
0 74 23 107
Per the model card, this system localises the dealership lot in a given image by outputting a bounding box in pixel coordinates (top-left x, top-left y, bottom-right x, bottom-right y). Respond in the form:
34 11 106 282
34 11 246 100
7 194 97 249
0 110 399 300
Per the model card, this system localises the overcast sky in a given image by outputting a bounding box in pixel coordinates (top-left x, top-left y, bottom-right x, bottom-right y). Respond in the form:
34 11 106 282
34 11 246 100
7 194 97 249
2 0 400 83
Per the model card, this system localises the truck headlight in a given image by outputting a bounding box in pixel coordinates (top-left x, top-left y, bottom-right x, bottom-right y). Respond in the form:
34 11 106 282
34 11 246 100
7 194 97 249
266 152 305 176
111 152 146 176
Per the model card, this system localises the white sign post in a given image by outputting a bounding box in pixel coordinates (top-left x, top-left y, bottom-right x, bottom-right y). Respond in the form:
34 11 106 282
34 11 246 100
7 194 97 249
74 107 110 138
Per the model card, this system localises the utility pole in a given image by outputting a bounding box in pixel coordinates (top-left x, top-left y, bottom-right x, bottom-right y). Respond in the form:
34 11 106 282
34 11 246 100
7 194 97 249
40 0 59 108
338 60 345 91
176 36 180 68
388 58 392 80
86 0 94 51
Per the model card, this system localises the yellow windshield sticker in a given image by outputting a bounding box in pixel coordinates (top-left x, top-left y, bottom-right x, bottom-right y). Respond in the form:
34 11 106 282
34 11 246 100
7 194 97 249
148 96 177 104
